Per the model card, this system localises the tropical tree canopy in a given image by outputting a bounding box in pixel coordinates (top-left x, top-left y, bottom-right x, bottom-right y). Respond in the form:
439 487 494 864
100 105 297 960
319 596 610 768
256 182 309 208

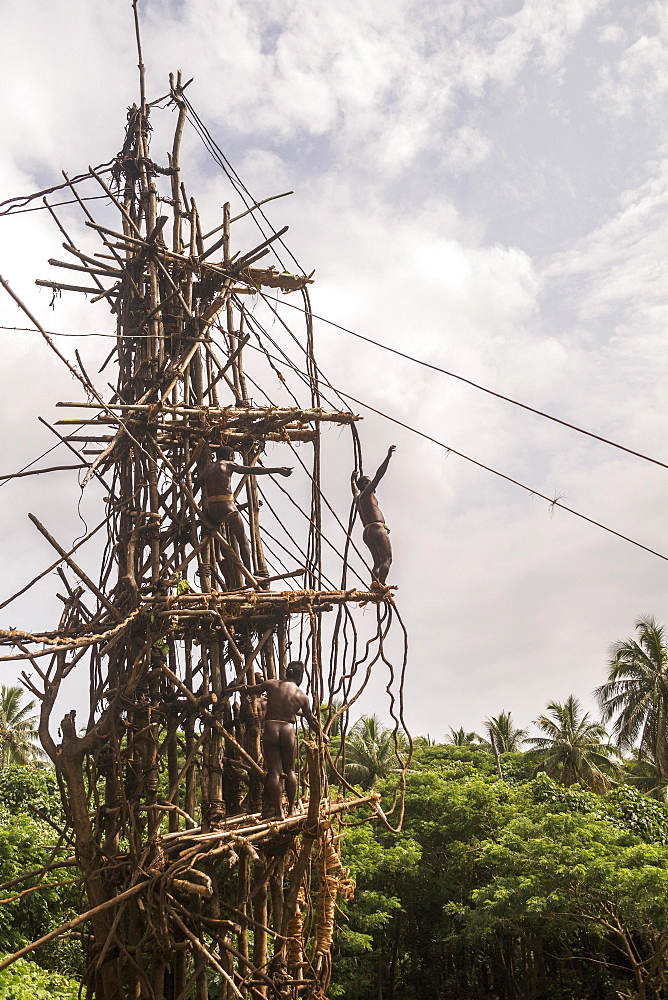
445 727 482 747
0 686 42 768
623 747 668 801
527 695 620 791
335 762 668 1000
413 734 437 748
0 957 80 1000
596 615 668 783
321 698 344 738
344 715 407 789
483 710 528 753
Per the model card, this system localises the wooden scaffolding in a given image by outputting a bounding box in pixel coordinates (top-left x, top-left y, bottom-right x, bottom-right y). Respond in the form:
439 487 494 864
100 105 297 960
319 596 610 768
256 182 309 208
0 68 409 1000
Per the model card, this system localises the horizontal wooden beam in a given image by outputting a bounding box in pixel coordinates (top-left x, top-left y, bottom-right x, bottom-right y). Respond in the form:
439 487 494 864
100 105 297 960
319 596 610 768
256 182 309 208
66 430 315 443
56 402 359 422
36 278 114 296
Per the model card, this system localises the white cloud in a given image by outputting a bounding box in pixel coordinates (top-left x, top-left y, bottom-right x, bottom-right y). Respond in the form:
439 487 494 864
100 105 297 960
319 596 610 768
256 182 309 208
443 125 492 173
593 2 668 116
543 155 668 327
1 0 668 740
598 23 627 45
454 0 606 92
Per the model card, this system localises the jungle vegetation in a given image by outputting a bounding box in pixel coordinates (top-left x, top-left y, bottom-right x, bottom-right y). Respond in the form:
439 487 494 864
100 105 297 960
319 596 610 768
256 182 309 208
2 617 668 999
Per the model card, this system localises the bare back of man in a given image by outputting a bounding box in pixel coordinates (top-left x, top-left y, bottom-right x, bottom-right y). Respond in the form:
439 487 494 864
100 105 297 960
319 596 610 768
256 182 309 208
239 662 321 818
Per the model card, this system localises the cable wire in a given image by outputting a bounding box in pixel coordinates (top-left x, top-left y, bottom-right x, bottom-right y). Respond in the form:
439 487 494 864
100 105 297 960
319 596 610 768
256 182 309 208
181 93 668 481
271 297 668 475
241 338 668 565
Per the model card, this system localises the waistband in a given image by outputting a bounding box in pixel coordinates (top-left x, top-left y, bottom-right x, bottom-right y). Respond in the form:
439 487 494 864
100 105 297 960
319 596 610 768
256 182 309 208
207 494 234 503
363 521 390 533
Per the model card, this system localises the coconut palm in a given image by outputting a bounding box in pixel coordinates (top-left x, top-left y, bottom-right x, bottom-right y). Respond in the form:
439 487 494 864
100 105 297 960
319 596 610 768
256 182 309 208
0 685 42 767
527 695 620 792
445 726 483 747
596 616 668 784
321 698 344 739
344 715 407 789
413 734 437 748
623 747 668 802
483 711 528 753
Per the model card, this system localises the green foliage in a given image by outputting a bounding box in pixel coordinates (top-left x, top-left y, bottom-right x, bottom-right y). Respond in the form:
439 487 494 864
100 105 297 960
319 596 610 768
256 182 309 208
527 694 620 791
330 752 668 1000
497 749 536 783
344 715 408 789
411 741 497 776
528 771 668 843
0 767 80 980
444 726 483 747
528 770 604 812
412 741 535 784
334 823 417 999
464 794 668 997
0 815 61 951
0 957 79 1000
483 709 528 752
623 746 668 800
0 766 63 824
343 822 421 883
597 615 668 780
0 688 42 768
607 783 668 844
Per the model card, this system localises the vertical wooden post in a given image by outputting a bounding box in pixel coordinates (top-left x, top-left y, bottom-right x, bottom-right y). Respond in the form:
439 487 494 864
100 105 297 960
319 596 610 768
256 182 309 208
253 861 269 997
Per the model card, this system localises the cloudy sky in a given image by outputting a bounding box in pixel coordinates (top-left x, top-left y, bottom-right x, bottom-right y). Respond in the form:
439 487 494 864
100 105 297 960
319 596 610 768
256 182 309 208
1 0 668 741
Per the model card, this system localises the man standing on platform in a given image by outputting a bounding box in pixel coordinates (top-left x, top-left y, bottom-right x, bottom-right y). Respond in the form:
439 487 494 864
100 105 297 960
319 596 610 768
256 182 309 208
196 445 292 573
351 445 395 589
234 661 325 819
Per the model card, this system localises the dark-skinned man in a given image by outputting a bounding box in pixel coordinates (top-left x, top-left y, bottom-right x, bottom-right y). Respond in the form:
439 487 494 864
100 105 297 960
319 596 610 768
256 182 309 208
196 445 292 576
232 661 325 819
351 445 395 589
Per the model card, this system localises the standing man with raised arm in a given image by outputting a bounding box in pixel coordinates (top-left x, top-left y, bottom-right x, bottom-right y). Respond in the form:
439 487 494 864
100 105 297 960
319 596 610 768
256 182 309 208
232 661 325 818
351 445 395 589
196 445 293 573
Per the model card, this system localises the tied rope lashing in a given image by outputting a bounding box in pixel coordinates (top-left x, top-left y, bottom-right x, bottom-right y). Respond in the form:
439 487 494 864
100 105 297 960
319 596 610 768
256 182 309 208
286 885 305 971
314 832 355 956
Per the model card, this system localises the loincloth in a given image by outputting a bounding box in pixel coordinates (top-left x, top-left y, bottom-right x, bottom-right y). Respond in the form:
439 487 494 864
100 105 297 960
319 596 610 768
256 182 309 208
363 521 390 536
202 498 239 533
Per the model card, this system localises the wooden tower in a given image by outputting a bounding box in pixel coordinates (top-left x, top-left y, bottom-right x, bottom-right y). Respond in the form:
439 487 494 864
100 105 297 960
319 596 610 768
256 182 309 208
0 66 409 1000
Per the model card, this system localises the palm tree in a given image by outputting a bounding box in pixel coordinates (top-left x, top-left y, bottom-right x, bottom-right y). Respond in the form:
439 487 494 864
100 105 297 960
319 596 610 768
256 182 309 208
445 727 483 747
344 715 407 789
596 616 668 784
623 747 668 802
483 711 528 753
0 685 42 767
320 698 344 739
527 695 620 792
413 734 437 748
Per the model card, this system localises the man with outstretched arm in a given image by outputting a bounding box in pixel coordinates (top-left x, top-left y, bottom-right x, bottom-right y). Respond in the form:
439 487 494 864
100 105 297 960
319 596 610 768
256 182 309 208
231 661 325 819
196 445 292 572
351 445 395 588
